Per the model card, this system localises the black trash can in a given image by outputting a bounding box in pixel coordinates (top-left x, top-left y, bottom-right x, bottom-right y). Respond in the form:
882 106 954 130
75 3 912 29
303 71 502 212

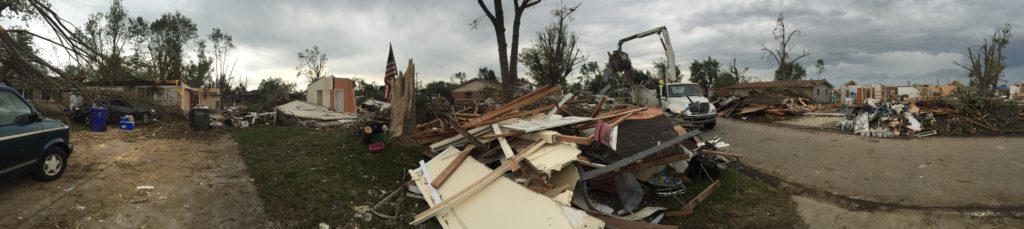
189 107 211 131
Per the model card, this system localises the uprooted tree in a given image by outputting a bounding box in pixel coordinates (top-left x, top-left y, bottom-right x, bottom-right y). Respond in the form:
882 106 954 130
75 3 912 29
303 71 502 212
956 23 1012 97
475 0 542 102
761 13 810 81
519 2 585 87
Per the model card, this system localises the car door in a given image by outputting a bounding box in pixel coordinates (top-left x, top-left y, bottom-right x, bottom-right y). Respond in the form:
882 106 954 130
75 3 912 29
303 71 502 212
0 90 41 176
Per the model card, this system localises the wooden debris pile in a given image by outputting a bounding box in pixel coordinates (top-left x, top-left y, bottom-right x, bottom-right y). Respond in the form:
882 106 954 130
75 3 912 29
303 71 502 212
716 94 818 118
401 85 740 228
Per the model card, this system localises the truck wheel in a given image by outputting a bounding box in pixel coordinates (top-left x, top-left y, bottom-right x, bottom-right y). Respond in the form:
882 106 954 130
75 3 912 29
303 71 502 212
703 120 717 130
33 147 68 181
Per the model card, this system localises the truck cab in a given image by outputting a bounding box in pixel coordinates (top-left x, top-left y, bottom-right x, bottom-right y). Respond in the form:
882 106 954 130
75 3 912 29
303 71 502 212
661 83 716 129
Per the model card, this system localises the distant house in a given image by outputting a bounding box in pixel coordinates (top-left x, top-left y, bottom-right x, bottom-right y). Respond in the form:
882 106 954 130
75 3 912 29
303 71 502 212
720 80 834 103
451 79 501 103
306 76 357 113
917 81 962 99
839 82 886 105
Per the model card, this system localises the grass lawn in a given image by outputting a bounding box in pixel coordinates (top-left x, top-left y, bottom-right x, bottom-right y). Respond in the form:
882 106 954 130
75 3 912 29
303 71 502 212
657 169 803 228
232 126 801 228
231 126 426 228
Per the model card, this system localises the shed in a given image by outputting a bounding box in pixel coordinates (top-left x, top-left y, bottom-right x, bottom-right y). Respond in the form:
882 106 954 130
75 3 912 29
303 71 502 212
306 77 357 113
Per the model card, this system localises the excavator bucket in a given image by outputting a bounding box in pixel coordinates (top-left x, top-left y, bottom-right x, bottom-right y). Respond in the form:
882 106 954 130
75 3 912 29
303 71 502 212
608 50 632 73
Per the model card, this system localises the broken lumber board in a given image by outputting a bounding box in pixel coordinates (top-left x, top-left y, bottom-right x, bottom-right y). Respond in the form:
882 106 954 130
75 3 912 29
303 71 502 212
738 105 767 115
469 85 561 124
591 96 607 118
666 180 721 217
479 130 524 140
491 124 518 171
704 150 742 159
430 145 477 188
428 126 490 153
461 104 556 130
411 140 547 225
416 119 441 129
445 114 490 152
546 93 575 118
580 130 701 180
555 134 592 145
588 213 677 229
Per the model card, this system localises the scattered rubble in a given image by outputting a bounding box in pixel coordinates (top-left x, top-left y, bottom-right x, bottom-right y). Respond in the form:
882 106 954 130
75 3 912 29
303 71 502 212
716 94 826 119
385 85 738 228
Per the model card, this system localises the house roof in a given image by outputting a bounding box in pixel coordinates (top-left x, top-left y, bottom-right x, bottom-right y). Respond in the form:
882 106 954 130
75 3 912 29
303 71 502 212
723 80 832 90
452 78 501 92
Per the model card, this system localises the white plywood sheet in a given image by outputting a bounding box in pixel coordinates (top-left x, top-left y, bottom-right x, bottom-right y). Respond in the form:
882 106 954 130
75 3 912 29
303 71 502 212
411 147 604 229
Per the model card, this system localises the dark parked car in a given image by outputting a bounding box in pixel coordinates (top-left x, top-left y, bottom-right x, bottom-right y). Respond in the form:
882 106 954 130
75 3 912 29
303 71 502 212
71 98 157 124
0 85 73 182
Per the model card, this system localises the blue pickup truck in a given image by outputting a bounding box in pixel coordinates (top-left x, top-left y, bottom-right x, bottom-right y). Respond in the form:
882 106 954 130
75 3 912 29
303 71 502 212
0 85 73 181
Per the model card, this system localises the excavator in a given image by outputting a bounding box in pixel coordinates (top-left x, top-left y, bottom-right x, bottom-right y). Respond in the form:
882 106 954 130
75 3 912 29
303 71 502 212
607 26 717 129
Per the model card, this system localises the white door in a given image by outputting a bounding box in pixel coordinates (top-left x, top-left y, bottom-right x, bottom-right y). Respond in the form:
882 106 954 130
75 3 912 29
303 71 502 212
334 89 344 112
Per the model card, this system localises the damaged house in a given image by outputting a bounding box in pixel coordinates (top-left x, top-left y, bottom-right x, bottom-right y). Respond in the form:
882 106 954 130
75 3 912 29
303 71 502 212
306 76 357 113
720 80 833 103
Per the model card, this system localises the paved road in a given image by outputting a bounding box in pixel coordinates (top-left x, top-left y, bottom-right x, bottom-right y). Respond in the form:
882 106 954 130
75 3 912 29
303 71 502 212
703 119 1024 208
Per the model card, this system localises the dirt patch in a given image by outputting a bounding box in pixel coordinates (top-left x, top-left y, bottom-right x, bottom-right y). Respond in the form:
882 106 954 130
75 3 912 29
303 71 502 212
774 116 841 129
0 122 272 228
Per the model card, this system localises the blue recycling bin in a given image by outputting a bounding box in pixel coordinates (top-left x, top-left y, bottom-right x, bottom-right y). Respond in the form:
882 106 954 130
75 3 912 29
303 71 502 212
88 106 109 132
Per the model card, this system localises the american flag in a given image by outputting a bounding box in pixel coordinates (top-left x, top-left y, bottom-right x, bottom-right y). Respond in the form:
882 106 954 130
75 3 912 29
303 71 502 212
384 44 397 101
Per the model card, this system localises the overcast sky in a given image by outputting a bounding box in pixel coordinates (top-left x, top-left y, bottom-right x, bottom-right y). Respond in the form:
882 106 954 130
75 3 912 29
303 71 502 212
16 0 1024 90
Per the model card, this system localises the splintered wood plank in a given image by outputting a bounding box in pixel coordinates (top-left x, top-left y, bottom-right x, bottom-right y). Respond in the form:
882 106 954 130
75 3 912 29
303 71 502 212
430 145 477 188
491 124 518 171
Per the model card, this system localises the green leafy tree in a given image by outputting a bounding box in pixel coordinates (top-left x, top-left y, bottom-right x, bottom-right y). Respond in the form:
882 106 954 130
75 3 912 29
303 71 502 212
257 77 295 105
814 59 825 80
148 11 198 81
578 61 610 93
477 67 498 82
774 62 807 80
422 81 458 101
450 72 467 84
653 58 681 81
77 0 149 81
182 39 211 87
761 13 811 81
689 57 721 96
956 24 1012 96
519 2 585 86
352 78 383 101
296 45 328 83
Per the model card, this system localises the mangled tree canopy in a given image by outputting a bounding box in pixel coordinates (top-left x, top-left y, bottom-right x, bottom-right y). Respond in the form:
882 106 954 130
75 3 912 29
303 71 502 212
1 0 126 107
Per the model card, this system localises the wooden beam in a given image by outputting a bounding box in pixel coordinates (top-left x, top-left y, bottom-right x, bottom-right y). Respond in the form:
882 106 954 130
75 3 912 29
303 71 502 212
430 145 477 188
703 150 743 159
479 130 524 140
416 119 441 129
546 93 574 118
555 134 593 145
591 96 607 118
491 124 518 171
666 180 721 217
444 114 490 153
411 140 548 225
